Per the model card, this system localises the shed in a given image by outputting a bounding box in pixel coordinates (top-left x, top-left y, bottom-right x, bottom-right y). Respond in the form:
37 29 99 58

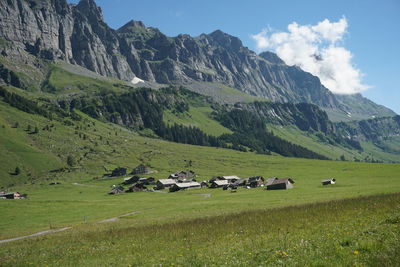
169 170 196 180
220 175 240 183
108 186 124 195
146 177 156 185
248 176 265 188
266 178 295 190
232 178 248 187
123 176 140 185
169 182 201 192
111 167 127 177
156 179 176 190
210 180 229 188
200 181 209 188
322 178 336 185
132 164 152 175
0 192 24 199
126 183 147 193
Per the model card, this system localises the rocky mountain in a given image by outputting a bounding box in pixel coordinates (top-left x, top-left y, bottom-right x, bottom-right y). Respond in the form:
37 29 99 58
0 0 396 120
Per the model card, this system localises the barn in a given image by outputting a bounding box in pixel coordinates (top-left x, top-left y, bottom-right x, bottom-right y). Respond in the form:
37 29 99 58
156 179 176 190
169 170 196 180
248 176 265 187
108 186 124 195
132 164 152 175
0 192 24 199
266 178 295 190
169 182 201 192
210 180 229 188
126 183 147 192
123 176 140 185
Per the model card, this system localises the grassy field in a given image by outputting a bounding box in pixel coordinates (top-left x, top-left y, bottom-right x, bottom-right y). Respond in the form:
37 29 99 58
0 193 399 266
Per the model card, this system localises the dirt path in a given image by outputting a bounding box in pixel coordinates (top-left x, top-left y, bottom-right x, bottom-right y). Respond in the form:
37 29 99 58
193 193 212 199
98 211 139 223
0 227 71 245
72 182 103 188
0 211 139 245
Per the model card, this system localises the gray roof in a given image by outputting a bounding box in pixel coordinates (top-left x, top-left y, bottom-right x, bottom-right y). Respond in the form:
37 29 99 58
158 179 176 185
213 180 229 186
266 178 294 186
174 182 201 188
221 175 240 180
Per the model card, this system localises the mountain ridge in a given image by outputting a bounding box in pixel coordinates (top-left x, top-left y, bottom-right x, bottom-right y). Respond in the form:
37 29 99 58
0 0 396 121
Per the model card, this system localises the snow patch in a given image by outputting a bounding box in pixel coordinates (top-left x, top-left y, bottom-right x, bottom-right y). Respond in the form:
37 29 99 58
131 77 145 85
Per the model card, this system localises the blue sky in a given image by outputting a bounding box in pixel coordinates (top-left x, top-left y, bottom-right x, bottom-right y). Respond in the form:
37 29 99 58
69 0 400 114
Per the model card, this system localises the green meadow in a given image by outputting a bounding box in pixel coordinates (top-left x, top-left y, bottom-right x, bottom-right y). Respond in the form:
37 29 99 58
0 80 400 265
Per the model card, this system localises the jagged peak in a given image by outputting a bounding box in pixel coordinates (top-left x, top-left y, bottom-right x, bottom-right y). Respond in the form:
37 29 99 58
259 51 285 64
118 20 146 32
75 0 103 20
206 30 243 50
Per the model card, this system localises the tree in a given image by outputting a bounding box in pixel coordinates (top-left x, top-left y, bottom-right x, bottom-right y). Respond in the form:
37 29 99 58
67 155 75 167
33 126 39 134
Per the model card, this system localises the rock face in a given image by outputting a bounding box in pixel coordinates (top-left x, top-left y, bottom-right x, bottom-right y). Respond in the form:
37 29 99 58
0 0 396 118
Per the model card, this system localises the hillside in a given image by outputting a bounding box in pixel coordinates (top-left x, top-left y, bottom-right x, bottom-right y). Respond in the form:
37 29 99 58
1 65 400 193
0 0 395 121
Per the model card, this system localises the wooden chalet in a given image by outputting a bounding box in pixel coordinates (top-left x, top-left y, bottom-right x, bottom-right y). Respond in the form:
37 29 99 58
219 175 241 183
108 186 124 195
169 182 201 192
126 183 147 193
232 178 248 187
200 181 209 188
123 176 140 185
0 192 25 199
111 167 127 177
132 164 152 175
248 176 265 188
210 180 229 188
169 170 196 180
266 178 295 190
156 179 176 190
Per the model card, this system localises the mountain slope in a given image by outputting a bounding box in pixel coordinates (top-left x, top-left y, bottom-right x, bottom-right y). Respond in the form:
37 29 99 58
0 0 395 121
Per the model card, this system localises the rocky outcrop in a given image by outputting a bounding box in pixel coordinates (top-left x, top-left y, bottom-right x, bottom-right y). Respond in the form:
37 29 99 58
0 0 396 119
335 116 400 142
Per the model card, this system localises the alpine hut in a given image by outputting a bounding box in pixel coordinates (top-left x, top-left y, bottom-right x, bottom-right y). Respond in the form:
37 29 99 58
132 164 152 175
169 182 201 192
266 178 295 190
321 178 336 185
155 179 176 190
210 180 229 188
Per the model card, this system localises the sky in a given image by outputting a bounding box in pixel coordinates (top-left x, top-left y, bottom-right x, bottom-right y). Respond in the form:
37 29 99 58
68 0 400 114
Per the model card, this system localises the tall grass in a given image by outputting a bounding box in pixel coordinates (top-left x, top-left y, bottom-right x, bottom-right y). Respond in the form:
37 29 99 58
1 193 399 266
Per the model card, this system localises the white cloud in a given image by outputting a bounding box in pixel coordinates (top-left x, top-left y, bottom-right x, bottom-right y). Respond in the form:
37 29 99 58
251 17 370 95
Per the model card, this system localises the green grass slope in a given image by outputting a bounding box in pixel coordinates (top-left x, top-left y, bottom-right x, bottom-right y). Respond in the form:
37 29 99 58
269 124 400 162
164 106 232 136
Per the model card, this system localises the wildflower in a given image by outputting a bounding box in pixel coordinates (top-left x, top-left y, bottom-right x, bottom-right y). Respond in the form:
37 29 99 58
353 250 359 255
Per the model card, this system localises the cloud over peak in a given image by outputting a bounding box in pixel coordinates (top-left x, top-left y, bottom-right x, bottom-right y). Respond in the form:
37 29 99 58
251 17 370 95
